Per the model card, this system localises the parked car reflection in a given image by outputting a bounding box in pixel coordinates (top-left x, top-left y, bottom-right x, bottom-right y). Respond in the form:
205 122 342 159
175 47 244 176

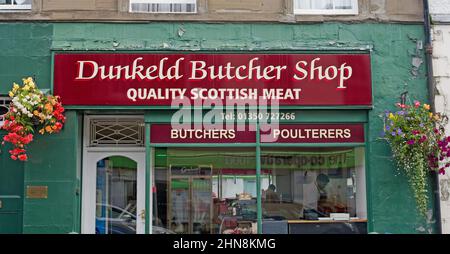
95 203 175 234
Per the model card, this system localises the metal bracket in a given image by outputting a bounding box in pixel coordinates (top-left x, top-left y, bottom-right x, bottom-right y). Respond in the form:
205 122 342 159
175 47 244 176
400 91 408 105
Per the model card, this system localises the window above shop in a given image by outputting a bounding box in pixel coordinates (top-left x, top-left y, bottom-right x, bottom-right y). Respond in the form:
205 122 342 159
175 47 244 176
0 0 31 11
129 0 197 14
293 0 358 15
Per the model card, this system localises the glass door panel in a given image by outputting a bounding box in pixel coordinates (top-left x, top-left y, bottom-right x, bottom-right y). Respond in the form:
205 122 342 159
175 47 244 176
95 156 137 234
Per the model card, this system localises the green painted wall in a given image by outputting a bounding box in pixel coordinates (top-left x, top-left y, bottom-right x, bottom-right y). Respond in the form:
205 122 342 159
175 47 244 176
0 131 24 233
0 23 53 95
22 110 81 233
0 22 433 233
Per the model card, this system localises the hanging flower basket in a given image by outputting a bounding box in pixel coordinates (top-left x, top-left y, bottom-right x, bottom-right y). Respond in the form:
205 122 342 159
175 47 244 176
0 77 66 161
382 100 449 216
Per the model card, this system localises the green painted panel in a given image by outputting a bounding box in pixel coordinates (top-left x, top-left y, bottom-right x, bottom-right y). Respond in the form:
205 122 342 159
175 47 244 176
0 133 24 195
0 132 24 234
0 212 22 234
0 196 21 211
23 111 81 233
0 23 53 95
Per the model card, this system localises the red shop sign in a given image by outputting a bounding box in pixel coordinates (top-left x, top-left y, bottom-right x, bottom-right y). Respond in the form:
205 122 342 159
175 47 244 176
150 124 256 143
260 124 365 143
53 53 372 106
151 124 364 143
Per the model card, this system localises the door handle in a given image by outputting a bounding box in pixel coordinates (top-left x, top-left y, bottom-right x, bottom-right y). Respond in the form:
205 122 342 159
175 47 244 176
139 209 145 220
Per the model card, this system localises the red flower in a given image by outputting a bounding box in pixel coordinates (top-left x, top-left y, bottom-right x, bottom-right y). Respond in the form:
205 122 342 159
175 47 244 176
10 155 17 160
54 122 63 132
22 134 33 144
18 154 27 161
9 148 26 156
439 168 446 175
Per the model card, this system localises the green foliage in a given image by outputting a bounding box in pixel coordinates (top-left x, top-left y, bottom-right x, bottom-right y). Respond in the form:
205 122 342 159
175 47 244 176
382 101 448 216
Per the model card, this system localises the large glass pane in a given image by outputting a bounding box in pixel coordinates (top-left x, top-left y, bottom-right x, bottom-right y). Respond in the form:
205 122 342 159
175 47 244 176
260 147 366 223
153 148 257 234
169 178 190 233
96 156 137 234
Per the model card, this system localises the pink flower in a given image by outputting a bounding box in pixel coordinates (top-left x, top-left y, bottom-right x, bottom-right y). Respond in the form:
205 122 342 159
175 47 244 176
414 101 420 108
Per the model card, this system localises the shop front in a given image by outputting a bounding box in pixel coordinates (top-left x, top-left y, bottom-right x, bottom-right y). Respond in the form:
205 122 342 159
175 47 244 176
52 52 372 234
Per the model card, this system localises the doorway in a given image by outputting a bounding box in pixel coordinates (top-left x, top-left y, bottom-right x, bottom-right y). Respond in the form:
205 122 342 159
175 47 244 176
81 116 146 234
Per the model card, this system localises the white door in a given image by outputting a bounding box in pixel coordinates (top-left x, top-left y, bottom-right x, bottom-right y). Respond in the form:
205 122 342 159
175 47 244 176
82 151 146 234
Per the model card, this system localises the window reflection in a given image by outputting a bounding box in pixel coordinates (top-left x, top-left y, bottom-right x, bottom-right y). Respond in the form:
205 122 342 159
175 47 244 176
152 146 366 234
153 148 257 234
261 147 365 221
95 156 137 234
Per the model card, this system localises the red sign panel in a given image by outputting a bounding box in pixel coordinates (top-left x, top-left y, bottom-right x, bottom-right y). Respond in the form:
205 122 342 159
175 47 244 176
150 124 256 143
260 124 365 143
151 124 364 143
53 53 372 106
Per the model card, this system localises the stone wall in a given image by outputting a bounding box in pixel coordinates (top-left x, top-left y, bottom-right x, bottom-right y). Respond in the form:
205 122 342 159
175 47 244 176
0 0 424 22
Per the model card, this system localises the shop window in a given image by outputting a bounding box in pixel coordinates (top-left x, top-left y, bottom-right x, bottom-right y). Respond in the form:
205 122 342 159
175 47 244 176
88 117 145 147
129 0 197 13
0 0 31 11
260 147 367 227
152 148 257 234
0 97 11 128
293 0 358 15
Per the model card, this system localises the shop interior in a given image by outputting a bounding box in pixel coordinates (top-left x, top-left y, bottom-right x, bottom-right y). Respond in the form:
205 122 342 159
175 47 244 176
152 147 366 234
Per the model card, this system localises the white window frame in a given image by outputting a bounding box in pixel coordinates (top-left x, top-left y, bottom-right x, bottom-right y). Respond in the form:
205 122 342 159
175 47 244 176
293 0 358 15
129 0 197 14
0 97 10 128
0 1 31 11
